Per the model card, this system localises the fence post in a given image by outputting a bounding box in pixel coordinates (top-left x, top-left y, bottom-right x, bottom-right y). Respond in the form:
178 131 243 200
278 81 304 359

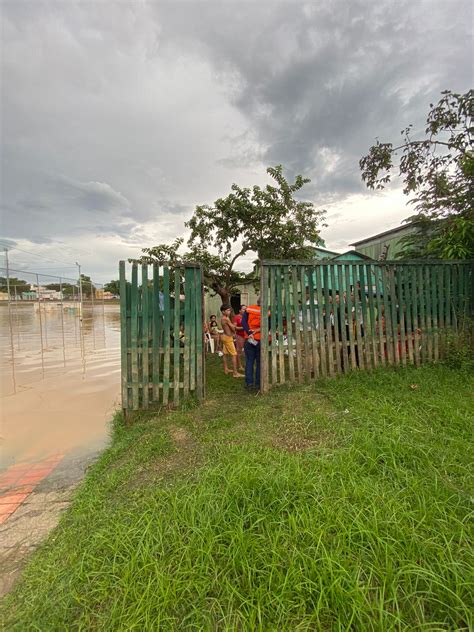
119 261 128 413
260 261 269 393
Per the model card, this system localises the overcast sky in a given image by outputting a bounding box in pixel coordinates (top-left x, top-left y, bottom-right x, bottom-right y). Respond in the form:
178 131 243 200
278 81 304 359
1 0 472 283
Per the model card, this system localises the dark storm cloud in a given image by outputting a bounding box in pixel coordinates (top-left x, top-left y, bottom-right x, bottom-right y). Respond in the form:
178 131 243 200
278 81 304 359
1 0 471 280
154 0 471 197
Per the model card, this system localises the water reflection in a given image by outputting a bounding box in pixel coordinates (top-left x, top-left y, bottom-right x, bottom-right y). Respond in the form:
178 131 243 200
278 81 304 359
0 303 121 467
0 303 120 396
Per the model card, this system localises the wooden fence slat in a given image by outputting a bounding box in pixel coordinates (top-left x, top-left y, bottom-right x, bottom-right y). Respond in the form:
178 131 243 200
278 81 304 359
358 263 371 369
424 265 433 362
308 267 320 377
322 265 335 376
119 261 128 411
260 263 270 393
315 265 328 377
337 264 350 372
436 265 446 358
450 264 458 324
396 265 407 368
300 266 312 379
365 264 378 368
189 267 197 392
388 267 400 365
402 266 414 365
456 263 462 321
329 264 342 374
130 264 139 409
183 267 192 398
173 268 181 406
461 263 468 320
466 264 471 318
431 263 439 362
162 266 171 405
283 266 295 382
276 266 285 384
410 265 420 366
374 266 386 366
141 265 149 408
352 264 365 370
381 266 394 365
152 264 161 401
196 266 204 401
344 264 357 369
291 266 303 382
269 266 278 385
416 266 426 363
445 264 452 331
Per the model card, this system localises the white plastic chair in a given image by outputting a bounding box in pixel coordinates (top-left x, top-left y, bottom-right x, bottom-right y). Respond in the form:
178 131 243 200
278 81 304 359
205 332 215 353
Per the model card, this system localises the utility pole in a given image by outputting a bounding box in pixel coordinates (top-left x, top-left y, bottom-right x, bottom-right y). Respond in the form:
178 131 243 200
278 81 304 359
4 248 11 301
76 261 85 359
4 247 16 392
76 261 83 318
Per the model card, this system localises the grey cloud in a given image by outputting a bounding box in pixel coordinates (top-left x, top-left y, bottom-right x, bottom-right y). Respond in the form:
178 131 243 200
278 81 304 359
1 0 471 280
55 178 131 214
154 0 471 194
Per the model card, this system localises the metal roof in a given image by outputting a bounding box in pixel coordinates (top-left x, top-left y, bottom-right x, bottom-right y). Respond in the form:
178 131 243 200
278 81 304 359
350 222 413 246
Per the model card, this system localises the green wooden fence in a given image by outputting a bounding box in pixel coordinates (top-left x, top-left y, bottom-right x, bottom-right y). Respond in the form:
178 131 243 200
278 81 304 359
119 261 205 412
260 260 473 392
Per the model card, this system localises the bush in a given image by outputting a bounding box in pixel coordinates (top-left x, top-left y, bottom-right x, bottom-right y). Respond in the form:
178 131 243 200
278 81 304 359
444 317 474 370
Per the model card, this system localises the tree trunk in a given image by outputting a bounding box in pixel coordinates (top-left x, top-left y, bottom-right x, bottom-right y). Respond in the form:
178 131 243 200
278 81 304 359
215 286 231 305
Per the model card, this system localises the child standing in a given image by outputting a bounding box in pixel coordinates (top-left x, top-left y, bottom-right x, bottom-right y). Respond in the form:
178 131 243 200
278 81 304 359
220 305 244 378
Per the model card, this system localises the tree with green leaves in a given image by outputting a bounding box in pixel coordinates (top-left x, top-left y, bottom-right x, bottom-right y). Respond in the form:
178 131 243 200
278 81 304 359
134 165 325 304
45 282 76 297
360 89 473 259
104 280 120 296
134 239 247 305
79 274 95 298
0 276 30 295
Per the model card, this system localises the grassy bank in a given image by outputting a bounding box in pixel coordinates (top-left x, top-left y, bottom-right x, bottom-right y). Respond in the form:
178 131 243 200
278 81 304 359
2 360 473 630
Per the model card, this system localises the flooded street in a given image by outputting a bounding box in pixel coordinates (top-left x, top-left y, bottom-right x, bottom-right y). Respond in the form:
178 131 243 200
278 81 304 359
0 302 121 469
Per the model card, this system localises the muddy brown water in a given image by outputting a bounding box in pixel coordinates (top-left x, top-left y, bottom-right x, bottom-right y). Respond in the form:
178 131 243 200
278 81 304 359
0 302 121 469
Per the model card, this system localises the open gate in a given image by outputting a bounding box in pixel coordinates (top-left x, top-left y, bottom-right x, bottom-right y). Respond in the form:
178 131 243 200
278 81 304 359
119 261 205 412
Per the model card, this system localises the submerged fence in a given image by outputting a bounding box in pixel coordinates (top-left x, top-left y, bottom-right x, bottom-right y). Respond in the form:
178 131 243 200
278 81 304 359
119 261 205 412
0 266 107 394
260 260 473 392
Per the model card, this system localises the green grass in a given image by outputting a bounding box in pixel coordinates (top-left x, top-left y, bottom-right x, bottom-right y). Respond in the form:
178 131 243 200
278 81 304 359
2 359 473 630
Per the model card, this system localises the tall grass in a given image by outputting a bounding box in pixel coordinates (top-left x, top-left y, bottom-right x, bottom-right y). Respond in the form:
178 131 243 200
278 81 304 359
2 361 473 630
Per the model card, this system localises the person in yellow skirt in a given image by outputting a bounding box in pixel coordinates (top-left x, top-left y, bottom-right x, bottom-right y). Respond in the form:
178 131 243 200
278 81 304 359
220 305 244 378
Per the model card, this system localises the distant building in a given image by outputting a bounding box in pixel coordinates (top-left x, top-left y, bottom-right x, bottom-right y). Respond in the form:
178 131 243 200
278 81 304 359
23 286 64 301
331 250 374 263
312 246 340 259
351 223 416 260
95 289 116 300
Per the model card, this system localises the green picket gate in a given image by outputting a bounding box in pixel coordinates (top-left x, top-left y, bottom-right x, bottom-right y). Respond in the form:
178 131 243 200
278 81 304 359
260 260 473 392
119 261 205 412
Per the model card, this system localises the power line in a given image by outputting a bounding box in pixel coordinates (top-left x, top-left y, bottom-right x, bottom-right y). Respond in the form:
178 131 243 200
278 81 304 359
7 262 78 270
0 241 73 267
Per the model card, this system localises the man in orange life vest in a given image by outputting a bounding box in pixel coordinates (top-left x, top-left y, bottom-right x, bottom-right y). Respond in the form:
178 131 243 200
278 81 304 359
241 299 262 390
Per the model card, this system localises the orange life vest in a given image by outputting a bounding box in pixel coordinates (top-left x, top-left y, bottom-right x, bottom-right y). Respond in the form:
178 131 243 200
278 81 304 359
245 305 261 340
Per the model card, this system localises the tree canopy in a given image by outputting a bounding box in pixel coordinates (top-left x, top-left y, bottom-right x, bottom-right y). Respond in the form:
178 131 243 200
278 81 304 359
45 282 76 297
0 276 30 294
133 165 325 303
104 280 121 296
360 89 473 259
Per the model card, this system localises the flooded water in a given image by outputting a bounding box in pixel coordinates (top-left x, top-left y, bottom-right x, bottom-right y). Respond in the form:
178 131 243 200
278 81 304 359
0 302 121 469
